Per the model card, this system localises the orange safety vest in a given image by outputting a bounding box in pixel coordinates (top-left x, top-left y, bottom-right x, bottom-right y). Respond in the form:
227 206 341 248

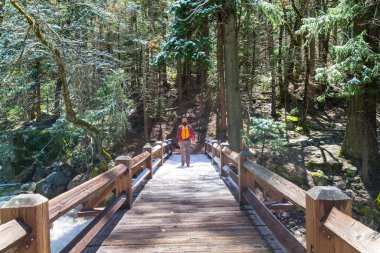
181 126 190 139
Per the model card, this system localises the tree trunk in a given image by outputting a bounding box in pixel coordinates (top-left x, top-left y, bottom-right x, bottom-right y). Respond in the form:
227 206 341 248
268 21 276 117
223 0 242 151
342 1 379 180
342 91 377 160
302 37 310 123
176 59 184 112
217 11 227 141
54 78 62 117
34 60 42 122
278 25 285 105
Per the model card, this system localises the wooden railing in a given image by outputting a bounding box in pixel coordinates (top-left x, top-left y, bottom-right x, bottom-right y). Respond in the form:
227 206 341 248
205 138 380 253
0 139 172 253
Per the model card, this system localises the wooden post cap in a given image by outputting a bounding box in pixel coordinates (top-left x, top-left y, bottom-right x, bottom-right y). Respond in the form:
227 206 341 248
3 194 48 208
115 156 132 166
307 186 351 201
143 144 152 149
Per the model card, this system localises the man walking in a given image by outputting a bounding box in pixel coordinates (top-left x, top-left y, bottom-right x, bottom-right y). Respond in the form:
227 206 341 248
177 117 195 166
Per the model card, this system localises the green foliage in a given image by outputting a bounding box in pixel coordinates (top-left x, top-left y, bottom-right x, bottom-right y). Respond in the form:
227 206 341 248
243 117 287 157
289 108 300 117
376 193 380 209
312 170 329 186
315 33 380 95
249 0 284 27
153 0 219 65
86 70 134 146
359 206 372 217
0 133 15 163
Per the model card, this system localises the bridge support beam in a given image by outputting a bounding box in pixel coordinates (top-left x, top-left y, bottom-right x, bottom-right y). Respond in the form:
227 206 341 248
306 186 352 253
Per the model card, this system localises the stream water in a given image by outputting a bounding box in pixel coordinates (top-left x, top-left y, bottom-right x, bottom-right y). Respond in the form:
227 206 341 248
0 183 21 207
0 183 93 252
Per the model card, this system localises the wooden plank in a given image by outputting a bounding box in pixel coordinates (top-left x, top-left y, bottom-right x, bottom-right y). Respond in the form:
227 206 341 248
324 207 380 253
214 156 221 168
49 164 127 223
266 202 294 211
82 182 115 211
244 159 306 210
153 158 161 170
243 189 306 253
61 192 127 253
85 154 274 253
1 194 50 253
132 168 150 192
152 145 161 158
0 219 31 252
131 151 149 176
222 147 239 166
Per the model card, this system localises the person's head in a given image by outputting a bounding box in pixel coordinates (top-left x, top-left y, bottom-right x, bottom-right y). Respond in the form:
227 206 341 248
182 117 188 126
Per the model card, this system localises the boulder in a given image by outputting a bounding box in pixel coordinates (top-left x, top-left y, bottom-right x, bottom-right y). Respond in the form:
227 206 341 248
311 170 329 186
32 167 49 182
304 145 342 173
35 172 70 198
67 174 86 190
20 182 36 192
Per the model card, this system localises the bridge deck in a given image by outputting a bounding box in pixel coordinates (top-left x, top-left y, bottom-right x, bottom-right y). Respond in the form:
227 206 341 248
84 155 273 252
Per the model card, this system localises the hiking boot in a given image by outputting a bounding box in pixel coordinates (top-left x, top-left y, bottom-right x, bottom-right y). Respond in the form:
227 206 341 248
187 163 190 167
181 163 184 166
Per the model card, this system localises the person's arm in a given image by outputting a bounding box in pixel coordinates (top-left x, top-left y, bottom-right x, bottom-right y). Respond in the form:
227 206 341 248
177 126 182 143
189 126 196 141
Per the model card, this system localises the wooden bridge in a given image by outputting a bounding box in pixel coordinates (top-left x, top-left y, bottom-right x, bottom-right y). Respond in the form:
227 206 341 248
0 139 379 253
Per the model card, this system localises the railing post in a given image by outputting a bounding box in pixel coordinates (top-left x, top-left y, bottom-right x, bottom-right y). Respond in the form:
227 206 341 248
0 194 50 253
204 138 209 155
167 139 173 156
306 186 352 253
143 144 153 179
155 141 164 166
219 142 229 176
211 140 218 165
115 156 133 208
238 149 254 205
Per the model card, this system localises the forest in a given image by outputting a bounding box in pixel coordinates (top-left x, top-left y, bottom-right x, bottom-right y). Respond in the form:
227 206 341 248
0 0 379 236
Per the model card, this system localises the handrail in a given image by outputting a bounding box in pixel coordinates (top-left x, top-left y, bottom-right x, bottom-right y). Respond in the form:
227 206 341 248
0 139 172 253
244 159 306 210
205 138 378 253
49 164 127 223
323 207 380 253
0 219 31 252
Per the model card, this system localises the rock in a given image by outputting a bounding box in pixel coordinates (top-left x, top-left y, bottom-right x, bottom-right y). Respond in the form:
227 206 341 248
32 167 48 182
67 174 86 190
20 182 36 192
282 212 290 218
304 145 342 173
345 166 358 178
312 170 329 186
286 122 296 130
352 176 362 184
35 172 70 198
344 189 355 198
351 183 363 191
